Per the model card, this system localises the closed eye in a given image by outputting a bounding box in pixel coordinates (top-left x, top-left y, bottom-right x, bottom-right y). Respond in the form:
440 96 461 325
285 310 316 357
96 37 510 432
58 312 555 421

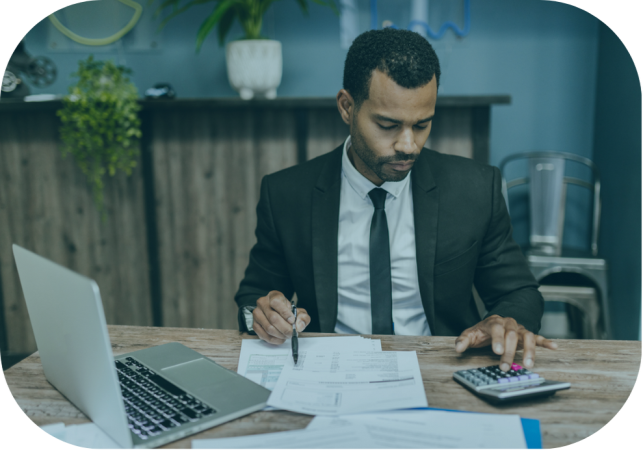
378 124 429 130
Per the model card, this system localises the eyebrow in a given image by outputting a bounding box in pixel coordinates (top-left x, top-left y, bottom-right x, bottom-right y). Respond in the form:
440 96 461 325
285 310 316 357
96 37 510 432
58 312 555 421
374 114 434 125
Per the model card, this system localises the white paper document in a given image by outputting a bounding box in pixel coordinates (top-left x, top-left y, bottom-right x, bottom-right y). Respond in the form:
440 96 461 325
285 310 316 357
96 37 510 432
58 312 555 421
237 336 381 391
192 424 379 449
191 409 526 449
267 350 428 415
40 422 66 441
307 410 527 449
41 422 122 449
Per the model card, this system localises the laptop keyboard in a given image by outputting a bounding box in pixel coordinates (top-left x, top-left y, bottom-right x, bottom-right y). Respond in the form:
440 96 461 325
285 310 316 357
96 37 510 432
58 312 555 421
115 357 216 440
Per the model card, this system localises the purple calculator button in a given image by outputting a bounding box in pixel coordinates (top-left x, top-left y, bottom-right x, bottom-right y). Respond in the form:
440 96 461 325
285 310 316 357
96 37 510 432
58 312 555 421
528 373 540 379
509 376 520 382
519 375 529 381
498 378 509 383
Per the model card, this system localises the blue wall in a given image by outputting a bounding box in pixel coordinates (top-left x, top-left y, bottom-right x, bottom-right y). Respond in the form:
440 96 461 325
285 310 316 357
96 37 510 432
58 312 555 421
592 23 642 340
21 0 601 249
14 1 641 338
23 2 601 169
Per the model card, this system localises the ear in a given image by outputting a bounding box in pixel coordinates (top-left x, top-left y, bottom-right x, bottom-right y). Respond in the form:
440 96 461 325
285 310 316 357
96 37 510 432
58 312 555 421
336 89 354 126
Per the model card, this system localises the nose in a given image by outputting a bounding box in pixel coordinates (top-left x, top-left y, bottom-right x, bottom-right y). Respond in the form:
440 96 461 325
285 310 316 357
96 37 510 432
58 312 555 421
394 127 417 155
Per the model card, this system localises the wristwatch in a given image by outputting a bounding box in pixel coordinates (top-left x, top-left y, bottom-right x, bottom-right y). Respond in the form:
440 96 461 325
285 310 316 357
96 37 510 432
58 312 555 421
242 306 256 332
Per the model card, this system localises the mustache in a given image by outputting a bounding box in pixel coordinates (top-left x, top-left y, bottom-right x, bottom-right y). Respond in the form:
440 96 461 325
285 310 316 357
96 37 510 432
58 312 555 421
378 154 419 164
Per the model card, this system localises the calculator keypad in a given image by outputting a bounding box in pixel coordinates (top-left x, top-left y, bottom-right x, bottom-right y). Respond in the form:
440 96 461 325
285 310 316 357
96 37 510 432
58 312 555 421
455 364 540 387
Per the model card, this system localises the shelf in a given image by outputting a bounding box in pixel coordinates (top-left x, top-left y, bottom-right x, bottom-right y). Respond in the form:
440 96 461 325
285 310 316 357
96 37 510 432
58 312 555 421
0 95 511 113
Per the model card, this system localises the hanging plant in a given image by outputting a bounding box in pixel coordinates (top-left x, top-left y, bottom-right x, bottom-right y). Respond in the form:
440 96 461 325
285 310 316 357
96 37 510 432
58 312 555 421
57 55 142 219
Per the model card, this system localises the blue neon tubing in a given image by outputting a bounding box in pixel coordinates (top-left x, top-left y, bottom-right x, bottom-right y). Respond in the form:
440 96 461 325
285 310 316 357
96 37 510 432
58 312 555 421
370 0 471 39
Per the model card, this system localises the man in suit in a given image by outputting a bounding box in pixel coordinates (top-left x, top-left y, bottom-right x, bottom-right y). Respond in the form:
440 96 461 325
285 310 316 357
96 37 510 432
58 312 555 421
235 28 556 372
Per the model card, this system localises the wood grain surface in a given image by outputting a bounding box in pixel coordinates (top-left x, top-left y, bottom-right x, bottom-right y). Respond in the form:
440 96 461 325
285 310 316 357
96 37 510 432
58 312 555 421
0 99 496 357
4 325 640 448
149 108 298 331
0 111 152 355
426 107 474 159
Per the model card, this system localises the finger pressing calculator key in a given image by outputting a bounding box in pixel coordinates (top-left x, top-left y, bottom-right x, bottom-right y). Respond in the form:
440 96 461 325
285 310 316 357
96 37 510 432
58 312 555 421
453 364 570 404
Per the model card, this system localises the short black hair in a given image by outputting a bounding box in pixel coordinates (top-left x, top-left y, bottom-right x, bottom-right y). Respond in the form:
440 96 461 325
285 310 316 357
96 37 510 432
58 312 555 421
343 28 441 107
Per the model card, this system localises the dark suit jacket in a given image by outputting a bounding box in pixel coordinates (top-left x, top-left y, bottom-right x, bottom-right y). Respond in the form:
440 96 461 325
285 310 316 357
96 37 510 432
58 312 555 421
234 145 543 336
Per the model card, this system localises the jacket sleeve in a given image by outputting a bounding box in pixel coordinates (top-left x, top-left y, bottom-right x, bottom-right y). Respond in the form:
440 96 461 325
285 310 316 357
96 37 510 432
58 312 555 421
473 167 544 333
234 176 294 332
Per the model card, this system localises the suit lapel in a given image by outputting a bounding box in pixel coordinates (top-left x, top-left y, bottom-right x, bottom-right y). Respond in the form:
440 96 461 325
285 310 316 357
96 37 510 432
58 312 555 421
412 150 439 333
312 146 343 332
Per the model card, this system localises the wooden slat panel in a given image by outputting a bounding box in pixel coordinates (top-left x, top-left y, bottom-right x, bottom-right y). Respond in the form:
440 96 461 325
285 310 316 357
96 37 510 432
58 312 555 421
152 109 202 328
1 101 491 352
254 110 299 308
306 109 349 160
427 107 474 159
0 111 54 354
255 109 299 178
152 108 298 330
0 111 152 354
221 109 255 330
98 151 153 328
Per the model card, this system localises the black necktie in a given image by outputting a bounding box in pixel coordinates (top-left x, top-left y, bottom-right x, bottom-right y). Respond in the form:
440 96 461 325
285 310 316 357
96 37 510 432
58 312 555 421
368 188 393 335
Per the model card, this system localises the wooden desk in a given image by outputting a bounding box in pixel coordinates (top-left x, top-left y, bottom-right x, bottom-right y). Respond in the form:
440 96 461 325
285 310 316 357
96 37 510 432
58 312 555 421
4 325 640 448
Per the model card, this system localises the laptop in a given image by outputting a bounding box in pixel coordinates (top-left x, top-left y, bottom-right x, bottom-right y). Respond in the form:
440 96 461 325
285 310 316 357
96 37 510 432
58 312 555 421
12 244 270 448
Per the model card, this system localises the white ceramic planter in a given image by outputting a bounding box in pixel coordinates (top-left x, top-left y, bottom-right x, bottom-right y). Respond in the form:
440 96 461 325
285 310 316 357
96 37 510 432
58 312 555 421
225 40 282 100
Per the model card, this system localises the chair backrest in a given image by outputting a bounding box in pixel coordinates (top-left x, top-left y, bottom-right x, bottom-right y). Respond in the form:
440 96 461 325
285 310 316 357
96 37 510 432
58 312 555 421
499 152 601 256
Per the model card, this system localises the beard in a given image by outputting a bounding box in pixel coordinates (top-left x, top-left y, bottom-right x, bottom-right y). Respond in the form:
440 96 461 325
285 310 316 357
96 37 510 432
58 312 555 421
350 124 419 183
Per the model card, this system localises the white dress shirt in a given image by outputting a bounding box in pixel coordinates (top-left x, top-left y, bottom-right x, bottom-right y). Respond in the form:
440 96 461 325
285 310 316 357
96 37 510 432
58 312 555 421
335 136 431 336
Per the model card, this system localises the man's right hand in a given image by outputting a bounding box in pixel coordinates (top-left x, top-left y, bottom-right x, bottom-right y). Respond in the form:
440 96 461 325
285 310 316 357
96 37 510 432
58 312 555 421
253 291 311 345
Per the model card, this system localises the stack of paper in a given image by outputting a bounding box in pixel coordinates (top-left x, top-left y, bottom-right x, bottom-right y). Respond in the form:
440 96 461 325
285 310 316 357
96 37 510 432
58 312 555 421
192 424 377 449
307 410 528 448
191 409 529 449
238 336 427 415
195 336 536 449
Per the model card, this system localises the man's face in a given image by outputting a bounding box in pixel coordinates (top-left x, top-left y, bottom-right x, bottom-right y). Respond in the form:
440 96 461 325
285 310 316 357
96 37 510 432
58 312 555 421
347 69 437 185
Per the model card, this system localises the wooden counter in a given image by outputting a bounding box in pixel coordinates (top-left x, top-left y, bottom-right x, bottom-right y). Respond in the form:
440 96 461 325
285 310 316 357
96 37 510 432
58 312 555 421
0 96 510 357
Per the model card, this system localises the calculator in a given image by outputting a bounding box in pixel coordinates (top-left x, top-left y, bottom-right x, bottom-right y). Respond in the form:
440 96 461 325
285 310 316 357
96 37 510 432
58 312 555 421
453 363 571 403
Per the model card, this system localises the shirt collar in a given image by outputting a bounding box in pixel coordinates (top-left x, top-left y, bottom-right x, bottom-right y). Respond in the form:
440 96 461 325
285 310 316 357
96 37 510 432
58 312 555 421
341 135 411 200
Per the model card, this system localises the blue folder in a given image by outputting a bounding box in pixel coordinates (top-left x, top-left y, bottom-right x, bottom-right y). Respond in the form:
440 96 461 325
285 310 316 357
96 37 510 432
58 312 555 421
415 407 542 449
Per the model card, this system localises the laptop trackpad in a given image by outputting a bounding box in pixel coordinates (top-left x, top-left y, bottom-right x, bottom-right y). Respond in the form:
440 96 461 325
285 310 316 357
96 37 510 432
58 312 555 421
162 358 236 400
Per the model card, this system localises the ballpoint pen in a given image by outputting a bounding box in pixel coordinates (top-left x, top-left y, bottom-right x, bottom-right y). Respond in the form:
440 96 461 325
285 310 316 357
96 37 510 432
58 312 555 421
291 302 299 365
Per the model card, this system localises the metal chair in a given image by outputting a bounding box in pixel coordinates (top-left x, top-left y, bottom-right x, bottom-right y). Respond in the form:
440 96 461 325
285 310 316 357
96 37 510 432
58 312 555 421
499 152 611 339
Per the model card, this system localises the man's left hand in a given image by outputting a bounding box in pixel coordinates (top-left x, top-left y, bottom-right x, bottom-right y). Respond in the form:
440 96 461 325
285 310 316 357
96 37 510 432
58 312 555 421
454 315 558 371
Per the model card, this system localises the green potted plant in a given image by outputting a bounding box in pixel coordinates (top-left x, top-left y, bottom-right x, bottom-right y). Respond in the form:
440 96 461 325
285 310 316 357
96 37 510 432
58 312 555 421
152 0 338 99
57 55 142 219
